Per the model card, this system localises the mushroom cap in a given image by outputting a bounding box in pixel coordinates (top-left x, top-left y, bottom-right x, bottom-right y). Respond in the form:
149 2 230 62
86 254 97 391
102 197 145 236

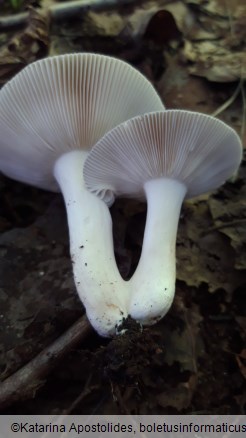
83 110 242 204
0 53 164 191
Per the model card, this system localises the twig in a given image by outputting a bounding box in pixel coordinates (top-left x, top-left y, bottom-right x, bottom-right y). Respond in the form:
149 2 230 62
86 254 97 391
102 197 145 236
212 3 246 145
40 376 100 438
240 77 246 141
201 218 246 236
0 0 136 29
212 81 241 117
0 315 92 410
63 376 97 415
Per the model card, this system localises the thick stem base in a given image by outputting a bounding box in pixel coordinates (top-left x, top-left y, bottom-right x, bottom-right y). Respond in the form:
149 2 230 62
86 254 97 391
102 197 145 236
54 150 128 336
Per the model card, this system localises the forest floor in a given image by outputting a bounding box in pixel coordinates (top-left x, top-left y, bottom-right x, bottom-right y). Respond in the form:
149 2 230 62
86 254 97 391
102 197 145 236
0 0 245 415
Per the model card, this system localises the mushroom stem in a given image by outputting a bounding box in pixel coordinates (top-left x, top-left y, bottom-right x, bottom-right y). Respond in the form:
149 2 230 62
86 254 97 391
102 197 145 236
54 150 128 337
129 177 187 324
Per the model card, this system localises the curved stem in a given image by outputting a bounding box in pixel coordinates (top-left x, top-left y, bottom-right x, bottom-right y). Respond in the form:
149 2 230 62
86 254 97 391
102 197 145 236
129 178 187 324
54 150 128 337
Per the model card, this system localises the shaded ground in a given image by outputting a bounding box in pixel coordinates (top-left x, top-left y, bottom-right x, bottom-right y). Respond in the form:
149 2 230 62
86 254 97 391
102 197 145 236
0 0 245 414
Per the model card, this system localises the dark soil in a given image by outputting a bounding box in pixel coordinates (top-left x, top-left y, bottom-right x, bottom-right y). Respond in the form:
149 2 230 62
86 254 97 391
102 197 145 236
0 0 245 415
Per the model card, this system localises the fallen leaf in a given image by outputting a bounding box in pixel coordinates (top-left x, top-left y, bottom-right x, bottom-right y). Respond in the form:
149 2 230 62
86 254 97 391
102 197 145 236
177 199 245 296
157 374 197 411
162 300 204 372
180 0 246 81
208 160 246 271
0 7 50 84
236 350 246 380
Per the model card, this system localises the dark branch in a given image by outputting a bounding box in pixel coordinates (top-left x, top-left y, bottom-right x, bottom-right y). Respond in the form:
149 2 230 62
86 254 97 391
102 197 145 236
0 315 92 410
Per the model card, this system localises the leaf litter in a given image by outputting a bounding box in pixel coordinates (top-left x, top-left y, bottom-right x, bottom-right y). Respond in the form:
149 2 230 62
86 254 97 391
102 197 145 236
0 0 245 415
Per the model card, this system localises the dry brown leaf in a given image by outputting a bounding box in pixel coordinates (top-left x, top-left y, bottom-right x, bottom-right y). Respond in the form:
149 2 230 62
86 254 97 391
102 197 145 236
181 0 246 81
183 40 246 82
235 316 246 338
208 200 246 270
157 374 197 411
0 7 50 84
236 350 246 380
162 300 203 372
207 161 246 271
185 0 245 20
177 199 244 296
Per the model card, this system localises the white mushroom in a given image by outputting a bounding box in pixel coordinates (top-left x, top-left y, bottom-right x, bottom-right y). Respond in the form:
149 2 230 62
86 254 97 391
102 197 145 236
84 110 242 325
0 53 164 336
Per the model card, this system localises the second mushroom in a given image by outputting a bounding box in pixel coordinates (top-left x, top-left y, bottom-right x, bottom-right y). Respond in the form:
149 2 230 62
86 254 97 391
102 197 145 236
84 110 242 325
